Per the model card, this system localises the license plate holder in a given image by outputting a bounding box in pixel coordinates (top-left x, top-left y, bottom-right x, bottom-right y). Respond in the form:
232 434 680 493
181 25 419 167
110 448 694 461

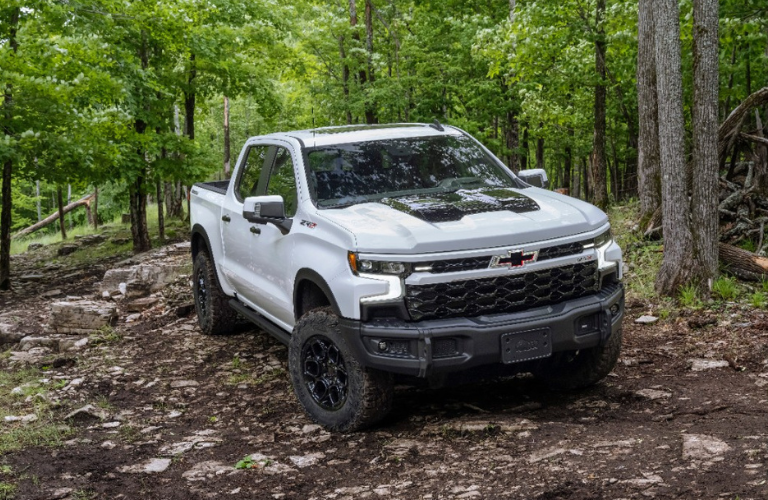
500 328 552 363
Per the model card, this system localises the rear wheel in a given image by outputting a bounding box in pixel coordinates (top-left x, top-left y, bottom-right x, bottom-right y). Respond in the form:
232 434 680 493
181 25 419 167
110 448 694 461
534 328 623 390
289 308 393 432
193 250 238 336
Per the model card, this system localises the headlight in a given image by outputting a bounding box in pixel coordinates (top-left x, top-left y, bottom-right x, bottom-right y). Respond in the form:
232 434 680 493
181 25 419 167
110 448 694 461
348 252 411 277
585 228 612 249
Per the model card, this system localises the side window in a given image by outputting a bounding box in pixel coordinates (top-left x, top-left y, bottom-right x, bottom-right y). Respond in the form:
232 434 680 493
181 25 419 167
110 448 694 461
236 145 268 202
266 147 298 217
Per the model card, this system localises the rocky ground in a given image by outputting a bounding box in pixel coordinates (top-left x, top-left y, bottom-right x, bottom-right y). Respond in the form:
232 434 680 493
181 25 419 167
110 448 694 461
0 238 767 499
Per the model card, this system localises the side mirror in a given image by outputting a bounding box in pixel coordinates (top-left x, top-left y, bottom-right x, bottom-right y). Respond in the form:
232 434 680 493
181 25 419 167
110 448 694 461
243 195 293 235
517 168 549 189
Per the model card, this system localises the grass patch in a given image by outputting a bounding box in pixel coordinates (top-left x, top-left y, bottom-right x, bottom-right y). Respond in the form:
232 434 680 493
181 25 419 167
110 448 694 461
679 284 702 309
749 291 767 309
0 482 16 500
712 276 739 301
90 326 123 346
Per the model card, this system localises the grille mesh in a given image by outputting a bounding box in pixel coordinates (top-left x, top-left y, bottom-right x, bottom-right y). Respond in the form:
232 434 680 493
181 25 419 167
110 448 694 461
423 242 586 274
405 262 599 321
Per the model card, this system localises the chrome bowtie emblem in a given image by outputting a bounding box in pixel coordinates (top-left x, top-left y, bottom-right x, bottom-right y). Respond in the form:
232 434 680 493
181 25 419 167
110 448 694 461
490 249 539 269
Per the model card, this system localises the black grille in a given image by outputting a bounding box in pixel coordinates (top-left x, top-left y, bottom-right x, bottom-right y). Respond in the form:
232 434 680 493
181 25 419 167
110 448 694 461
405 262 599 321
422 242 586 274
537 241 586 261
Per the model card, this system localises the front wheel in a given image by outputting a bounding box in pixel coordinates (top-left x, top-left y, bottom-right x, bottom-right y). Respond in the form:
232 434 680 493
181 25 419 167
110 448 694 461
534 328 623 390
192 250 238 336
289 308 393 432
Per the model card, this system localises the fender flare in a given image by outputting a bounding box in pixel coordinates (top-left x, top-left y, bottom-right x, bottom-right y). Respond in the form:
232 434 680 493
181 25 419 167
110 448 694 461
191 224 213 260
293 268 342 319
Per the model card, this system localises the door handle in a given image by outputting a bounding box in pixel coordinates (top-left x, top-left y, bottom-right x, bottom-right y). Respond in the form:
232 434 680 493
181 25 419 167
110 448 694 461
250 227 261 235
222 215 231 222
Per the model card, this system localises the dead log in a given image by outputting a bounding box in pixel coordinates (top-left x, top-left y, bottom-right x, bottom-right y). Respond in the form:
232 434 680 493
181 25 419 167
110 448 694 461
719 87 768 163
13 193 95 239
718 242 768 281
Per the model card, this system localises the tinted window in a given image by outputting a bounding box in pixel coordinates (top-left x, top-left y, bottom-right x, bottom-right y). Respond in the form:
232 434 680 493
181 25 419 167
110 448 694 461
236 146 268 202
266 147 298 217
305 135 520 208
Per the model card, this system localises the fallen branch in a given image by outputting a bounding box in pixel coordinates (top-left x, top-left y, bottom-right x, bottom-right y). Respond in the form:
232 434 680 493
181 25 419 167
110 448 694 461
718 242 768 281
13 193 95 239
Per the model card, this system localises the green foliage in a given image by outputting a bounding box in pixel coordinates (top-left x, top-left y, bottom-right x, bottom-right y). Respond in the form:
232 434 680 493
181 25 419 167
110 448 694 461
679 284 702 309
712 276 739 301
749 291 767 309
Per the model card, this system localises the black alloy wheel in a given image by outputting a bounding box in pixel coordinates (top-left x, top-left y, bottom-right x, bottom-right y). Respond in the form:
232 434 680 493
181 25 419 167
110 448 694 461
301 335 348 411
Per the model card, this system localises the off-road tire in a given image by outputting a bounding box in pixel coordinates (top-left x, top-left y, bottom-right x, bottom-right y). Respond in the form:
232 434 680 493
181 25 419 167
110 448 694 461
193 250 238 336
535 328 623 391
289 307 394 432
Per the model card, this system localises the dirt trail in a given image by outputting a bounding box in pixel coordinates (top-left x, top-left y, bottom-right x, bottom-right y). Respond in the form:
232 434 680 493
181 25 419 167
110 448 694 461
1 244 768 500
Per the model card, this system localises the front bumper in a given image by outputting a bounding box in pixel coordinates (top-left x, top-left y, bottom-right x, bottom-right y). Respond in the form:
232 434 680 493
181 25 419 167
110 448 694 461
340 283 624 377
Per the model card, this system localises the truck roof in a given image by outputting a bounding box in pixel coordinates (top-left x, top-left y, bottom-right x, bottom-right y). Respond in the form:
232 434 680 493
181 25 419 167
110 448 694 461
262 123 463 148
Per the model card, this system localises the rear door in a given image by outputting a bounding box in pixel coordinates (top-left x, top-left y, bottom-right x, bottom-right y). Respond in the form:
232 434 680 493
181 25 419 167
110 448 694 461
220 144 272 294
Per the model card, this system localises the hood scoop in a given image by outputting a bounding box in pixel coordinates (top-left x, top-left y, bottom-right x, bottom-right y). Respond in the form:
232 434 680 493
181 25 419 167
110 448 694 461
380 188 540 223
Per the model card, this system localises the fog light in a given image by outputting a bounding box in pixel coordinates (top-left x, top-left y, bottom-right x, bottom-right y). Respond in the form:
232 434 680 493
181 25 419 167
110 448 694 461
610 304 620 315
576 314 599 335
378 340 388 352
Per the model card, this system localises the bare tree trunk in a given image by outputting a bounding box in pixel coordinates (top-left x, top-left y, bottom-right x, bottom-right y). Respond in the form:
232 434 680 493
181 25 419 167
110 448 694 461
339 35 352 124
223 96 231 178
522 125 529 170
0 7 19 291
654 0 693 295
364 0 377 124
93 185 98 229
57 186 67 240
131 32 152 253
506 111 519 173
689 0 719 293
638 0 661 222
156 180 165 241
35 180 41 222
590 0 608 209
536 124 544 170
184 53 196 141
563 128 574 192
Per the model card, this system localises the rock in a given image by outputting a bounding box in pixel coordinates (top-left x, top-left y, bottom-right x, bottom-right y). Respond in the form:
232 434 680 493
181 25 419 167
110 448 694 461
124 280 153 299
126 297 160 312
101 441 116 450
40 289 63 298
102 421 121 428
101 264 187 294
4 414 37 424
301 424 323 434
48 488 73 499
528 447 567 463
65 404 108 423
79 234 106 246
0 323 25 344
26 243 44 251
289 452 325 468
636 389 672 400
119 458 172 474
111 237 130 245
170 380 199 388
57 244 79 256
682 434 731 460
182 461 235 482
58 337 88 352
19 336 59 351
19 273 43 281
635 315 658 324
688 316 717 329
689 359 730 372
50 300 118 334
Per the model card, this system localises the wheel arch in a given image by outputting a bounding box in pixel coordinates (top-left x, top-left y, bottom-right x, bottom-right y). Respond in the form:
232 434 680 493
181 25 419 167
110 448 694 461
293 269 342 320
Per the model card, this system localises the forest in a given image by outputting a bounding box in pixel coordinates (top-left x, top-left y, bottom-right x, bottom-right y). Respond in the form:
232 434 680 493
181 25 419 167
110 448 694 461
1 0 768 295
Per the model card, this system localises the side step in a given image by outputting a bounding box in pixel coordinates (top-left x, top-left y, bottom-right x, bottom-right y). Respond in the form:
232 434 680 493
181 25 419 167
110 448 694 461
229 299 291 346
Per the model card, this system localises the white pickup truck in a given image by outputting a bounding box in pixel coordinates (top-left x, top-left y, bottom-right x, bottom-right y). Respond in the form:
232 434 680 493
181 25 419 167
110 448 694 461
190 123 624 431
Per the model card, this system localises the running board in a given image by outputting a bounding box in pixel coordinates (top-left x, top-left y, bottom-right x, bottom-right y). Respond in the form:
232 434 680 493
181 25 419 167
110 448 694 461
229 299 291 346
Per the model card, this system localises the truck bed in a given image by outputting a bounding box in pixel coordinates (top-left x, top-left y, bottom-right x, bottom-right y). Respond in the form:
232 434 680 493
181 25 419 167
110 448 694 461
194 180 230 195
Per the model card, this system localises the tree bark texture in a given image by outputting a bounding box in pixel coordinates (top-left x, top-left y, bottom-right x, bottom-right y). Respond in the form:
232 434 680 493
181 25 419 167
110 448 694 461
339 35 352 124
93 186 98 229
56 186 67 240
0 7 19 291
690 0 719 292
719 243 768 281
637 0 661 223
185 53 197 140
506 111 519 173
653 0 694 295
364 0 377 124
131 32 152 253
589 0 608 209
13 194 95 239
223 96 231 178
156 180 165 241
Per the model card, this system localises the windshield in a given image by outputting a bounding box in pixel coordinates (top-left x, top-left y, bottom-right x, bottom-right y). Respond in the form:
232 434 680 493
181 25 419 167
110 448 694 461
305 135 523 208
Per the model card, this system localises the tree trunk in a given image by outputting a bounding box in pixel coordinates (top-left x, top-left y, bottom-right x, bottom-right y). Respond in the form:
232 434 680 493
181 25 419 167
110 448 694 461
364 0 377 124
35 180 41 222
156 180 165 241
719 243 768 281
653 0 694 295
638 0 661 222
56 186 67 240
564 130 573 192
184 53 196 141
131 32 152 253
590 0 608 209
521 125 529 170
506 111 519 173
93 186 98 229
339 35 352 124
536 126 544 170
223 96 231 178
0 7 19 291
689 0 719 293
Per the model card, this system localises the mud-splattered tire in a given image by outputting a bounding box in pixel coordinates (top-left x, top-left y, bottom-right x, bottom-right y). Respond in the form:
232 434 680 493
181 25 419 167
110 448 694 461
193 250 237 336
535 328 623 391
289 307 393 432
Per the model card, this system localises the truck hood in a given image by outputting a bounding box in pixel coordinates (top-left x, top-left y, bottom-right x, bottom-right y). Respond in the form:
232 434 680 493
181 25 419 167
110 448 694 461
316 187 608 254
